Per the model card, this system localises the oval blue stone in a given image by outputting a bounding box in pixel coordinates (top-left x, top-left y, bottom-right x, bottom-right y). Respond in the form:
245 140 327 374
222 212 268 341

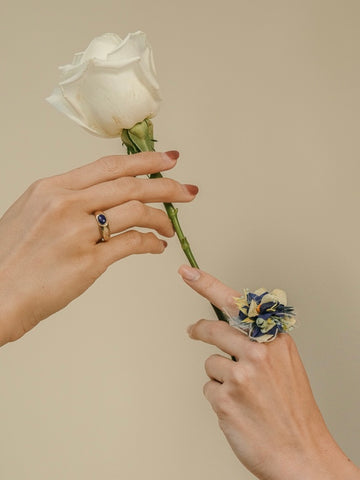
98 214 107 225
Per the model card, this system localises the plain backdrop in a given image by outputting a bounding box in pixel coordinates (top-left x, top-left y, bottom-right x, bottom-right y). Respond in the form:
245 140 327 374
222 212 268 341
0 1 359 479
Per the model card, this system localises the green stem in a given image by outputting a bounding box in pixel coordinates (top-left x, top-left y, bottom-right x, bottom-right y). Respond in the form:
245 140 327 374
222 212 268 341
121 121 228 323
148 172 199 267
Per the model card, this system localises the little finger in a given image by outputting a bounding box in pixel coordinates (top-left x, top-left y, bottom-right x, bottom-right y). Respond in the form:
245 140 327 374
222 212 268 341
97 230 167 267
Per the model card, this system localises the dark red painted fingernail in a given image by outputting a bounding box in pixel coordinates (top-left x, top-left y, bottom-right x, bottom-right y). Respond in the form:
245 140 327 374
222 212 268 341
164 150 180 161
184 184 199 195
162 240 168 248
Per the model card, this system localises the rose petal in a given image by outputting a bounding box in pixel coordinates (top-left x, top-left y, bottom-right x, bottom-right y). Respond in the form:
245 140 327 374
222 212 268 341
60 59 160 136
46 87 100 136
108 31 160 94
81 33 123 62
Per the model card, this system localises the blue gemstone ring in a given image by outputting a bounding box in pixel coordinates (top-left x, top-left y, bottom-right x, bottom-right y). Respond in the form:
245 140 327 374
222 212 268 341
94 211 111 242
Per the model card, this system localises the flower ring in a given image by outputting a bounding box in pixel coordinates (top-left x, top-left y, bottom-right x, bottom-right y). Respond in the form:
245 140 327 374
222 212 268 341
94 211 111 242
225 288 296 343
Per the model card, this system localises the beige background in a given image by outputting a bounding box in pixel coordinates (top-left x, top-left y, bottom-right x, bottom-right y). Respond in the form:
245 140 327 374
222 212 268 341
0 0 359 478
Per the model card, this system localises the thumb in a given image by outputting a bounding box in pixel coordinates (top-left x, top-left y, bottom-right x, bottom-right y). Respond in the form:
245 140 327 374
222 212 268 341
177 265 241 315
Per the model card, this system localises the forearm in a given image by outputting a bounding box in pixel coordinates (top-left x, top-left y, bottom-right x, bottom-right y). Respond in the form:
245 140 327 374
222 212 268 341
282 442 360 480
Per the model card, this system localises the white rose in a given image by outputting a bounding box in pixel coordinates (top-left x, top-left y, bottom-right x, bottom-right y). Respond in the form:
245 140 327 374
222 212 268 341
46 31 161 138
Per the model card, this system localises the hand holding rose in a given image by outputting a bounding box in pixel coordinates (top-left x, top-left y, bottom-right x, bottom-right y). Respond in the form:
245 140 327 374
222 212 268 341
0 151 198 346
178 265 360 480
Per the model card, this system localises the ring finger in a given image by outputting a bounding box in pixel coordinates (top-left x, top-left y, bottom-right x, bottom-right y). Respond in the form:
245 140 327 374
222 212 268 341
88 201 175 243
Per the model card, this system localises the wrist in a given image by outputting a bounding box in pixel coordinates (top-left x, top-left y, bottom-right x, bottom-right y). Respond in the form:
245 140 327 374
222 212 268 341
271 436 360 480
0 268 29 347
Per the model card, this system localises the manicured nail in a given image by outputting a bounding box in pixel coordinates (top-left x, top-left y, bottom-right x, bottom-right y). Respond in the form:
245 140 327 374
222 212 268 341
162 240 168 248
184 184 199 195
164 150 179 161
179 265 201 281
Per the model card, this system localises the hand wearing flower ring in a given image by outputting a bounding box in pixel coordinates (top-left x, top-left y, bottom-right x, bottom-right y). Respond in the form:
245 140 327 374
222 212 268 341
178 265 360 480
0 151 198 346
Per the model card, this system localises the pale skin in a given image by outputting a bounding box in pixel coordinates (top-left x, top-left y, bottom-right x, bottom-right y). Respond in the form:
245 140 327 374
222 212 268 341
1 154 359 477
178 264 360 480
0 150 198 346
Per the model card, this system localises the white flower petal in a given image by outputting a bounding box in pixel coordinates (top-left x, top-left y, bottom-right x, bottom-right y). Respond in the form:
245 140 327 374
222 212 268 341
254 288 267 296
47 31 161 135
46 87 100 136
270 289 287 306
58 61 88 83
90 56 141 70
108 31 160 93
60 60 159 137
248 299 259 317
71 51 85 66
82 33 122 62
260 293 277 304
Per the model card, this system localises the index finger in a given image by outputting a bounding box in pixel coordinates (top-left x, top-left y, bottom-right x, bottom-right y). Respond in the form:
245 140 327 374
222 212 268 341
178 265 241 316
57 151 179 190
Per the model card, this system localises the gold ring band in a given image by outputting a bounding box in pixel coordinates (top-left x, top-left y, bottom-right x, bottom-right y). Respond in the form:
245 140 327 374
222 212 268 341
94 211 111 242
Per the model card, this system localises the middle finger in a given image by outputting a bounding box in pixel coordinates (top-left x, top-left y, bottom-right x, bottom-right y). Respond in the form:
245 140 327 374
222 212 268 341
205 354 233 383
81 177 199 212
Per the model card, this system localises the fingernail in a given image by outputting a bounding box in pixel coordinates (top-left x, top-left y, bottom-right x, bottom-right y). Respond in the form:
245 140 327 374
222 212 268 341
184 184 199 195
179 265 201 281
187 324 194 336
164 150 179 161
162 240 168 248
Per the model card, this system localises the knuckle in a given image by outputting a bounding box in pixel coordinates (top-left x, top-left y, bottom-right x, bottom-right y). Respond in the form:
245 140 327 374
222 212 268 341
202 381 211 398
46 192 75 215
202 275 218 291
213 391 232 418
157 210 173 232
280 332 294 349
228 364 245 385
247 344 268 364
126 230 143 248
204 355 215 373
135 151 159 163
205 321 223 342
161 177 178 191
190 318 208 338
28 177 52 196
97 155 123 175
158 208 169 223
128 199 146 217
276 333 297 358
118 176 137 194
145 232 164 253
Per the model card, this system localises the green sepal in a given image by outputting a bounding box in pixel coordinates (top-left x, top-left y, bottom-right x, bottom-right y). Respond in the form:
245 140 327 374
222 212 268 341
121 118 155 154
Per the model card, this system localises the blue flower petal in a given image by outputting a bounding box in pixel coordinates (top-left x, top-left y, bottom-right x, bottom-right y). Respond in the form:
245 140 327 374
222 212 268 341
251 325 263 337
260 301 277 313
267 325 279 336
238 310 248 321
258 312 274 320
